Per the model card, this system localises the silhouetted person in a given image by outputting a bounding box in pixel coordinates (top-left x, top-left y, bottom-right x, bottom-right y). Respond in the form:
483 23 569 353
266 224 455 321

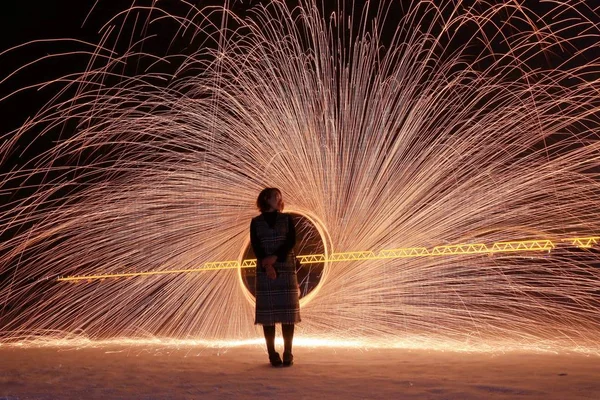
250 187 300 367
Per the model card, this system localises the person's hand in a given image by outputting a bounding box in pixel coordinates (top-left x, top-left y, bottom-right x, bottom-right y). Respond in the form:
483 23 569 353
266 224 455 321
261 255 277 279
265 264 277 280
262 255 277 268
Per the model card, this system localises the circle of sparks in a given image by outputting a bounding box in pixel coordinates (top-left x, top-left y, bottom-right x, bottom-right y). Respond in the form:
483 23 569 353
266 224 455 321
239 211 327 303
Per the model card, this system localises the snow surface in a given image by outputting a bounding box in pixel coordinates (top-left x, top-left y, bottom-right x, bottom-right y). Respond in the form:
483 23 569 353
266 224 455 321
1 344 599 399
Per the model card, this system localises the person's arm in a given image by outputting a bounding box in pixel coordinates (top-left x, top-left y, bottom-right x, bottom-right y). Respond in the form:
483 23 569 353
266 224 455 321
250 219 267 260
275 214 296 262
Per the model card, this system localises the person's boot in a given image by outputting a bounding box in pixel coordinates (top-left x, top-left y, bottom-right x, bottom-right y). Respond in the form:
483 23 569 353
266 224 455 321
269 352 283 367
282 352 293 367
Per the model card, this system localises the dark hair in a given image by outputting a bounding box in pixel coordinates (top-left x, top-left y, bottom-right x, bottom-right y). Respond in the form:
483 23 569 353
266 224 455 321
256 187 282 212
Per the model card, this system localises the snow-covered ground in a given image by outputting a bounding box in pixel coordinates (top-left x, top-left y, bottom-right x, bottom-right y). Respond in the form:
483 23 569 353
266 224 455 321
1 344 599 399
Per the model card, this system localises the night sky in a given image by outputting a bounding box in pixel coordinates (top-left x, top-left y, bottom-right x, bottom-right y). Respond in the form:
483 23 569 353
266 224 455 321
0 2 109 130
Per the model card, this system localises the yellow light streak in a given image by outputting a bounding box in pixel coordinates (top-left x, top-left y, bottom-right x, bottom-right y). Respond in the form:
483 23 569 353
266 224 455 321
562 236 600 248
56 235 598 282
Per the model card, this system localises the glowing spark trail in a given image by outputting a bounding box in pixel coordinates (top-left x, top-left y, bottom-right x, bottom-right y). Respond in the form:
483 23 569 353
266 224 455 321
1 0 600 353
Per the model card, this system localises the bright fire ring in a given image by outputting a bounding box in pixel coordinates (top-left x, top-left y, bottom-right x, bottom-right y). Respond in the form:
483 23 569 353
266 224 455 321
238 211 330 307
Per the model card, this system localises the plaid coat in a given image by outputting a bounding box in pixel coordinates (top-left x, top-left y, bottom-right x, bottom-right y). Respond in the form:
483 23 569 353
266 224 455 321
252 212 301 325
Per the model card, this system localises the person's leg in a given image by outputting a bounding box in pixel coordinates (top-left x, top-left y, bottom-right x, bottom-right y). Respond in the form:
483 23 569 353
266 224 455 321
282 323 294 354
263 324 276 354
263 324 282 366
282 323 294 365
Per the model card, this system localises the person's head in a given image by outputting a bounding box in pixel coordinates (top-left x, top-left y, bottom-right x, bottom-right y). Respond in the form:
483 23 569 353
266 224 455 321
256 187 284 212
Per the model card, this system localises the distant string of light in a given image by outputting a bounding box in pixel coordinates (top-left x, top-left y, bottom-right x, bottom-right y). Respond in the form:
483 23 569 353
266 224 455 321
55 235 600 282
